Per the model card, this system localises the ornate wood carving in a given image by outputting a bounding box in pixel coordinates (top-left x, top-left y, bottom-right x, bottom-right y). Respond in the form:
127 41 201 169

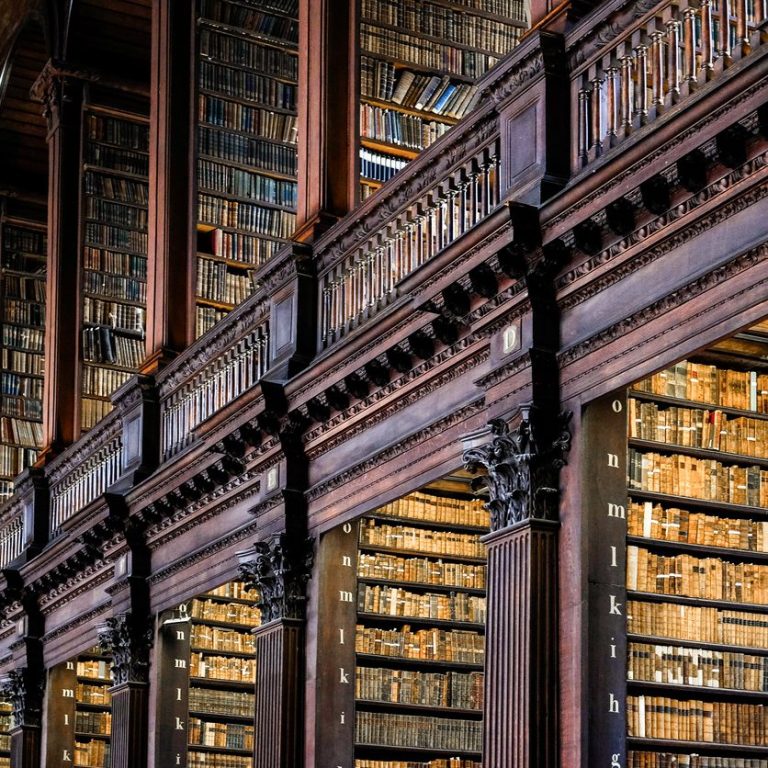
0 668 44 728
97 613 153 685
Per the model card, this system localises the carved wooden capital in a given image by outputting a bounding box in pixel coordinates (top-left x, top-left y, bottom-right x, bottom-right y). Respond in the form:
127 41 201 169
29 59 92 124
238 533 314 623
0 667 44 728
464 411 571 530
97 613 153 685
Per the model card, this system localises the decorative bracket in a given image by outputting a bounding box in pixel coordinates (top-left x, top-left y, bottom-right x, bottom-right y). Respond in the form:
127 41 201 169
97 612 153 685
0 667 44 728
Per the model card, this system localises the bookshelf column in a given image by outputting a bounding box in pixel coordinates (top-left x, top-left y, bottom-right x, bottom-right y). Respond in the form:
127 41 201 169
31 62 84 454
295 0 358 241
465 410 571 768
239 529 313 768
144 0 195 367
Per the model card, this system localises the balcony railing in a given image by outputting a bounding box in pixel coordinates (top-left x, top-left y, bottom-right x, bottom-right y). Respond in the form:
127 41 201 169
48 411 123 535
159 318 270 461
0 499 24 569
573 0 767 168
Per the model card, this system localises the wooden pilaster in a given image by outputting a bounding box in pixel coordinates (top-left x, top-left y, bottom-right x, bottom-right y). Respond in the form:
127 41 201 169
295 0 358 241
144 0 195 368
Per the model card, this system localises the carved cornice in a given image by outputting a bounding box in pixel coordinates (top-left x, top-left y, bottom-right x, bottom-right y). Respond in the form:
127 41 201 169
43 605 109 643
238 533 314 623
464 412 572 530
97 613 152 685
29 59 95 118
38 564 112 612
307 401 485 505
0 667 44 728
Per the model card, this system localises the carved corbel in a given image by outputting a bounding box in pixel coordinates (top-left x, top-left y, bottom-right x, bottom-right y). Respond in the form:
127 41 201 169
0 667 44 728
97 613 153 685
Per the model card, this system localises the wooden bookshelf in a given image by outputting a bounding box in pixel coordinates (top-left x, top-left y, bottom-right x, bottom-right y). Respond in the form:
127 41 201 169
0 215 46 501
0 698 10 768
358 0 526 187
194 0 298 339
80 105 149 432
625 361 768 767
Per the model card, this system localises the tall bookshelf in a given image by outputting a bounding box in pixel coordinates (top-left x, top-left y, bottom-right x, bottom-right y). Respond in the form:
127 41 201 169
625 353 768 768
358 0 527 199
194 0 299 339
0 215 46 501
321 485 488 767
47 648 113 768
0 697 10 768
80 104 149 432
158 580 260 768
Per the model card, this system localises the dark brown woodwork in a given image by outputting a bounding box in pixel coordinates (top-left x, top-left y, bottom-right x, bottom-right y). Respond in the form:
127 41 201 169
33 61 84 454
109 682 149 768
482 517 559 768
294 0 358 241
143 0 195 367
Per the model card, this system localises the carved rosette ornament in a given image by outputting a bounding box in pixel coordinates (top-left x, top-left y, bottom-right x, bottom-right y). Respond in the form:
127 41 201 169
0 668 44 728
464 412 572 530
97 613 153 685
238 534 314 623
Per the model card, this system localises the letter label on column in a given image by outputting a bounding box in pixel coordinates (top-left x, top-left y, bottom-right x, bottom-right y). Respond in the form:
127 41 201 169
66 661 74 670
339 668 350 684
63 750 72 762
339 628 345 645
609 595 622 615
342 522 352 533
62 688 74 698
175 717 185 730
609 693 620 713
176 630 186 640
612 400 623 412
339 590 354 602
612 755 622 768
607 453 620 468
610 546 618 567
341 555 352 567
608 503 626 519
64 714 69 726
340 711 345 724
174 658 187 668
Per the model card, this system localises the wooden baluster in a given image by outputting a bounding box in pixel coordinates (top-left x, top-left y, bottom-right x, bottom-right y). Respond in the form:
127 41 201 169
490 153 499 210
590 75 604 155
620 54 634 133
578 86 590 164
735 0 749 52
720 0 733 61
606 66 621 142
701 0 715 72
650 30 666 109
634 44 650 122
683 7 699 84
666 19 683 97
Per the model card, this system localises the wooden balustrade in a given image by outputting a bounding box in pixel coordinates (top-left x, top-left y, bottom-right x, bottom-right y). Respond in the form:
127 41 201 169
319 141 500 348
0 502 24 569
48 412 123 535
575 0 766 168
160 322 270 460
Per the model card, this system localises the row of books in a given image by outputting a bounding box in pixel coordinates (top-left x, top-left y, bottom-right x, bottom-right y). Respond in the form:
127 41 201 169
84 247 147 279
0 480 12 500
86 197 149 231
360 24 499 79
355 711 481 751
85 170 148 205
627 695 768 743
358 584 486 623
191 626 256 654
628 449 768 507
2 324 43 352
354 761 480 768
198 126 297 174
199 94 298 144
81 398 114 431
0 416 42 448
85 223 148 254
635 364 768 413
0 444 37 477
200 27 298 78
1 348 43 376
75 710 112 734
188 718 254 750
1 372 42 399
198 194 296 237
199 61 297 111
81 365 131 398
77 659 111 680
83 297 145 334
453 0 526 15
3 298 44 327
374 492 488 529
627 545 768 603
628 501 768 551
629 640 768 691
197 258 252 305
197 306 228 338
630 400 768 458
2 225 45 255
74 740 110 768
387 72 477 118
84 270 147 304
628 599 768 648
360 148 408 182
355 625 484 663
198 158 297 208
361 56 398 102
87 114 149 151
190 652 255 683
85 144 149 177
1 394 42 420
358 552 486 589
628 753 768 767
199 0 299 43
187 751 250 768
2 274 45 301
82 326 144 368
205 228 282 265
356 666 484 709
191 598 261 625
361 104 451 150
188 686 254 718
205 583 260 601
77 682 111 706
359 521 485 558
